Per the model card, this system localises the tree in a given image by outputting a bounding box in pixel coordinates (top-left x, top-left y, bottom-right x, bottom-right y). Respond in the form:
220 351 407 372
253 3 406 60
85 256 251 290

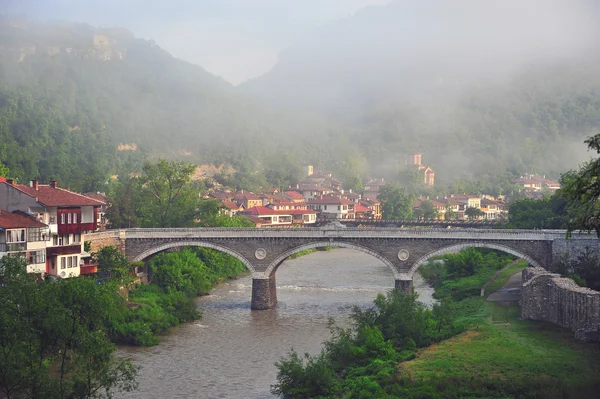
139 159 202 227
419 200 439 220
560 133 600 235
445 206 457 221
508 197 566 229
93 245 131 280
465 206 484 220
377 183 414 219
0 256 138 398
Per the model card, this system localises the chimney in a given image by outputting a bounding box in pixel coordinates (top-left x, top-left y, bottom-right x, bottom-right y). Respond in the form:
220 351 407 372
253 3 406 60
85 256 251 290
31 180 39 190
6 179 14 185
49 180 58 188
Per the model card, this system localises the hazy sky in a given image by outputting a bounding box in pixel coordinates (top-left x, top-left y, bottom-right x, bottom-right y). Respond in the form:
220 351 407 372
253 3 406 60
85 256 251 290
3 0 391 84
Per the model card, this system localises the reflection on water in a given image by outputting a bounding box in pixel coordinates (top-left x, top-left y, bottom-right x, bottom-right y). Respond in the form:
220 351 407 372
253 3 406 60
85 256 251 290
118 248 434 399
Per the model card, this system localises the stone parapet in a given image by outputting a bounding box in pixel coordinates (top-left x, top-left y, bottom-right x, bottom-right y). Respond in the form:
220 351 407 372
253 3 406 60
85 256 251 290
521 267 600 341
83 231 124 254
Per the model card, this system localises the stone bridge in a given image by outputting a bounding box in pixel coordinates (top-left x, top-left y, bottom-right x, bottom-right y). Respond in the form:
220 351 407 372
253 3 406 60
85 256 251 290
85 225 600 310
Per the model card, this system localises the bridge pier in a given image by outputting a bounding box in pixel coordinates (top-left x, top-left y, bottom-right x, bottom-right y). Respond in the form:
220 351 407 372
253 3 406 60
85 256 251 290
395 279 413 294
251 274 277 310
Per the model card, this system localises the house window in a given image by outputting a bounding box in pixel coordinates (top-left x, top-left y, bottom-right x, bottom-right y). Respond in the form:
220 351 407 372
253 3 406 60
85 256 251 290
61 213 66 224
73 233 81 243
64 235 70 245
67 213 72 224
61 257 66 269
7 229 26 243
67 256 72 268
28 251 46 265
53 235 58 246
338 206 341 211
73 213 78 224
49 216 56 224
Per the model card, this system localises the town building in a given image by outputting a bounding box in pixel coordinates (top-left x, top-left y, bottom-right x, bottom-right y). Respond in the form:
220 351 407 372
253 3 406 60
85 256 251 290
0 179 105 278
240 206 317 226
0 209 49 274
406 153 435 186
308 196 356 220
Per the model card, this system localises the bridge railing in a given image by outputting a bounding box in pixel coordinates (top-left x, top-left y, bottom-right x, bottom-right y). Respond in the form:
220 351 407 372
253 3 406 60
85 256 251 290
116 227 594 241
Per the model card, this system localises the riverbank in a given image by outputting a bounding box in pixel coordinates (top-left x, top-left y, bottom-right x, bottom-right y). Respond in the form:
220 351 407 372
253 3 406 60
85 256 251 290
114 246 249 346
396 262 600 398
271 249 600 398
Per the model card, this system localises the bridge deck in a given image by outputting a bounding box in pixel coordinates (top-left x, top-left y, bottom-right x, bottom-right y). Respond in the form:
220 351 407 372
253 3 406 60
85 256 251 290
121 227 585 241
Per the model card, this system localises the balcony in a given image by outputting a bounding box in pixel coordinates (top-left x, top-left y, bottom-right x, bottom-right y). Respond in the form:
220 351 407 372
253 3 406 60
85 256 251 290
80 261 99 275
47 245 81 257
3 242 27 252
58 222 96 235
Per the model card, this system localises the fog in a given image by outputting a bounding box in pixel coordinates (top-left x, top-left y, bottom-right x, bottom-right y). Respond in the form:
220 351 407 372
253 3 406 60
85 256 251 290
1 0 599 187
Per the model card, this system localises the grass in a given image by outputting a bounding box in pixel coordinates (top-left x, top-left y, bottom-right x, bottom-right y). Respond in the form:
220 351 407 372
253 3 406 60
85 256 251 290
398 301 600 397
483 259 528 297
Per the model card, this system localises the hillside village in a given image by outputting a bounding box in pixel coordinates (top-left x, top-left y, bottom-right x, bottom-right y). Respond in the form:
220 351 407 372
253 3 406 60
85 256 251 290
0 154 561 278
205 155 561 227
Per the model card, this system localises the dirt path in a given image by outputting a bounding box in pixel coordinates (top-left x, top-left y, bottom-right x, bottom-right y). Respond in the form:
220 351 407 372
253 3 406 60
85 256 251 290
486 271 522 303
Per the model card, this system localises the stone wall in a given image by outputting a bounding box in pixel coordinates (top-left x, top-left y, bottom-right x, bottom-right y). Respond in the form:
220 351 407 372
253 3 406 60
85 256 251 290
83 230 125 254
552 236 600 264
521 267 600 341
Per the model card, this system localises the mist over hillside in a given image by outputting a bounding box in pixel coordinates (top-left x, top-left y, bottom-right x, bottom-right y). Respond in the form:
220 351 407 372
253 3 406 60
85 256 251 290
0 1 599 192
0 17 359 190
240 0 600 180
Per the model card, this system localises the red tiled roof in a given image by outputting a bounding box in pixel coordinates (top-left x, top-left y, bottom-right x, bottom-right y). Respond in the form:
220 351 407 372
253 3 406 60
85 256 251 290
0 209 47 229
221 200 242 210
355 205 371 212
284 191 305 200
235 192 261 201
0 177 6 183
2 182 105 207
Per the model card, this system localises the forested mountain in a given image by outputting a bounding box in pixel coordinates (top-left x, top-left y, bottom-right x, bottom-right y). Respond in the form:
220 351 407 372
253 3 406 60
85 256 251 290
0 18 357 191
242 0 600 180
1 5 599 193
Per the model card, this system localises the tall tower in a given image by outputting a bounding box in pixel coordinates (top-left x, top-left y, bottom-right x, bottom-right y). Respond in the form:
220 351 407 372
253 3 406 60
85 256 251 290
406 153 422 166
306 165 314 176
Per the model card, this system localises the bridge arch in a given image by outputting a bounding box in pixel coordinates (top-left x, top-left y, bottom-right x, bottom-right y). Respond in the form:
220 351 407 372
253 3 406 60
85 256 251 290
132 240 256 273
407 242 542 278
264 241 399 278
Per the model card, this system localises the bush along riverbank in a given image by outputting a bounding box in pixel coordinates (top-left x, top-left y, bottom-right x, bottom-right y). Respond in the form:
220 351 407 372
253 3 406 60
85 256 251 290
271 248 600 398
97 246 248 346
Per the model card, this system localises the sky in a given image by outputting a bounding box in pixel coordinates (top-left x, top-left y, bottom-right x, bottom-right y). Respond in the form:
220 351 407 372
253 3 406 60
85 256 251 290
2 0 391 84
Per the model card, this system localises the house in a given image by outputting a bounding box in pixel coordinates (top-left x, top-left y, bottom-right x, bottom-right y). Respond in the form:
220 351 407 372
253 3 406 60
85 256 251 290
283 191 306 203
480 199 501 220
220 200 245 217
83 192 109 229
240 206 317 226
267 200 307 211
512 174 560 192
360 198 382 219
0 179 104 278
234 191 262 209
354 204 374 219
290 184 335 201
363 179 386 200
0 209 49 274
308 196 356 220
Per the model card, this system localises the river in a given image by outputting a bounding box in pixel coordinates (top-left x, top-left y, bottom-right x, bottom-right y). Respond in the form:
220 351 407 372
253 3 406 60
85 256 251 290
118 248 435 399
